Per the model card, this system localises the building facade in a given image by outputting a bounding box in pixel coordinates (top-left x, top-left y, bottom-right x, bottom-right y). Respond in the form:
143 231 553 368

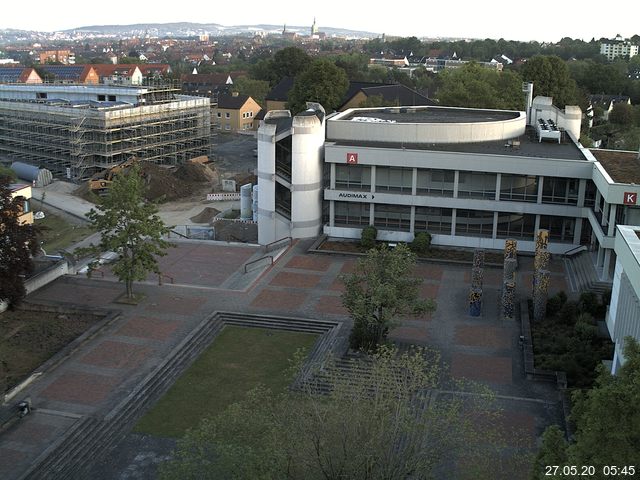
607 225 640 373
0 84 211 181
213 93 261 133
600 38 639 61
257 98 640 282
9 183 33 225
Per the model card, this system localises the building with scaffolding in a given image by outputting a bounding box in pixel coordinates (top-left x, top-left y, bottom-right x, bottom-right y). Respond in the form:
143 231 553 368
0 83 211 180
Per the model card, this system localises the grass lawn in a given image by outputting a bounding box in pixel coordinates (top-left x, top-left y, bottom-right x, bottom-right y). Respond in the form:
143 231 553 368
36 211 96 253
134 326 318 438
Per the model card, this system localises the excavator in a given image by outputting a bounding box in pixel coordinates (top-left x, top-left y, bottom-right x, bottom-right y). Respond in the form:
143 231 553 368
87 157 140 195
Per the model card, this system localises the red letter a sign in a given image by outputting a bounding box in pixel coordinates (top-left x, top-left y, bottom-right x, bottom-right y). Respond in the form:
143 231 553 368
346 152 358 164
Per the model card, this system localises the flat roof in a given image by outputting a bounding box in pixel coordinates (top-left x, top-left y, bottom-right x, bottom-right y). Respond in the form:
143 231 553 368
590 149 640 184
340 106 520 124
265 116 293 135
331 127 587 161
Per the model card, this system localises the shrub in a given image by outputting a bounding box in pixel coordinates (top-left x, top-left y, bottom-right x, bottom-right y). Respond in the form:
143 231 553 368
578 291 599 316
410 232 432 255
360 225 377 250
558 301 579 325
546 291 568 317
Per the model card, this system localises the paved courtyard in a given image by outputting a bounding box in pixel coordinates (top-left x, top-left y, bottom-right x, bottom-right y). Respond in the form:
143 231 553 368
0 239 566 479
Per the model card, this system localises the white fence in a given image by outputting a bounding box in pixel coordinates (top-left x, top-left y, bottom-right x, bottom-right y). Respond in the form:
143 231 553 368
206 192 241 201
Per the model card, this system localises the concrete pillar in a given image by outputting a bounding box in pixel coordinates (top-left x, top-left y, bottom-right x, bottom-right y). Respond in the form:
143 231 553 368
534 214 541 234
595 190 601 212
329 200 335 227
453 170 460 198
451 209 457 236
574 218 583 245
596 245 604 268
602 201 610 228
370 165 376 194
330 163 336 189
492 211 498 239
369 202 375 225
603 249 612 281
412 168 417 196
495 173 501 201
577 179 586 207
608 204 617 237
410 205 416 233
537 176 544 204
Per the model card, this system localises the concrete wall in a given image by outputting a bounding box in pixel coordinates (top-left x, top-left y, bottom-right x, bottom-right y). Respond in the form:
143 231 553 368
24 259 69 295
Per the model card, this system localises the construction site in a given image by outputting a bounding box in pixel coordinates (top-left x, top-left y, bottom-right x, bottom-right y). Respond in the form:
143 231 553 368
0 83 211 180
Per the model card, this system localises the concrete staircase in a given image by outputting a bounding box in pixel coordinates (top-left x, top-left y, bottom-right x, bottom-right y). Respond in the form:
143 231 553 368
564 252 612 296
21 312 346 480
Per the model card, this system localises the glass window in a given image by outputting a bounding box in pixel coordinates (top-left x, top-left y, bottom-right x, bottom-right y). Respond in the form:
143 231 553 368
539 215 575 243
455 209 494 237
416 169 454 197
584 180 597 207
457 171 496 199
373 204 411 231
334 201 370 227
335 165 371 191
414 206 452 234
496 212 536 240
375 167 413 193
225 112 230 119
500 174 538 203
542 177 578 205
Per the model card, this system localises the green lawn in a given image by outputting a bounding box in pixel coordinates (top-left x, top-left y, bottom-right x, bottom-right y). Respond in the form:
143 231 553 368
134 326 318 438
36 211 96 253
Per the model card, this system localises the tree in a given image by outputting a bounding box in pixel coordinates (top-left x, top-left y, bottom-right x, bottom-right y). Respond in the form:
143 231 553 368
80 164 171 299
160 345 513 480
437 63 524 110
609 103 634 126
287 59 349 114
0 175 40 308
342 244 436 351
232 77 270 108
520 55 579 108
531 338 640 479
272 47 311 81
530 425 568 479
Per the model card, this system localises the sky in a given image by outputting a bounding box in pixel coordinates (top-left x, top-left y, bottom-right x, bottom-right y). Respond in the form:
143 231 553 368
2 0 639 43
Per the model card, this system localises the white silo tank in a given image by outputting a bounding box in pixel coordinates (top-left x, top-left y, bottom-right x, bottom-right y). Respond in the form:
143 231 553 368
240 183 253 220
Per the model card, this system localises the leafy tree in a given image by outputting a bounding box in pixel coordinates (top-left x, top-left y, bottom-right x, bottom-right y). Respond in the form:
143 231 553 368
609 103 634 126
80 164 171 299
437 63 524 110
520 55 579 108
272 47 311 82
532 338 640 479
342 244 435 351
410 232 432 255
0 175 40 308
232 77 270 108
360 225 377 249
0 166 16 181
287 59 349 113
161 345 514 480
530 425 568 480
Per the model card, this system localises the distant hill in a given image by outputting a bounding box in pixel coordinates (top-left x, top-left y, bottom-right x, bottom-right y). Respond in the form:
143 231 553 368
66 22 379 38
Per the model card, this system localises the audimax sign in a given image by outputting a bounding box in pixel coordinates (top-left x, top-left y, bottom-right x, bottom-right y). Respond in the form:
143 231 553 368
338 192 373 199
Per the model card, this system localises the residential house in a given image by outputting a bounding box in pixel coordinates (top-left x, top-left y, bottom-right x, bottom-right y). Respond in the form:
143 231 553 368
338 83 436 110
39 65 99 84
600 35 639 61
9 183 33 225
0 67 42 84
590 94 631 121
92 64 144 85
138 64 171 81
265 77 294 111
213 93 261 132
181 72 234 101
38 49 74 65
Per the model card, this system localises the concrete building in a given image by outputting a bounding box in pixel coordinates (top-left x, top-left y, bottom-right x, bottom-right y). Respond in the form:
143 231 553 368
9 183 33 225
600 36 639 61
257 104 326 244
0 84 211 181
38 49 74 65
213 93 261 132
257 95 640 282
0 67 42 84
607 225 640 373
92 64 144 85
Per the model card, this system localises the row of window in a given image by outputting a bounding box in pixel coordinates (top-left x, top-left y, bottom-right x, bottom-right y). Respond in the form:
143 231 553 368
215 111 256 119
334 165 582 205
333 201 576 242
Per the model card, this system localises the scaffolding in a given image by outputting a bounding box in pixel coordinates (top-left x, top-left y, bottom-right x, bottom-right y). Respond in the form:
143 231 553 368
0 86 211 180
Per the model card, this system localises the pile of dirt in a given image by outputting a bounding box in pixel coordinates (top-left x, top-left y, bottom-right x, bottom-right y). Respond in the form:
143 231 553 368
140 163 193 201
190 206 220 224
232 172 257 187
212 219 257 243
175 162 219 184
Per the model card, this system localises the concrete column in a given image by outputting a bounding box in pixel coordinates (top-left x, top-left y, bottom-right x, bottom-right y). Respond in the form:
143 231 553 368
410 205 416 233
329 200 335 227
577 179 586 207
412 168 417 196
453 170 460 198
451 209 457 236
573 218 583 245
492 211 498 239
495 173 501 201
602 201 610 228
534 214 541 234
603 249 612 281
537 176 544 204
596 245 604 268
595 190 601 212
330 163 336 189
369 202 375 225
370 165 376 194
608 204 617 236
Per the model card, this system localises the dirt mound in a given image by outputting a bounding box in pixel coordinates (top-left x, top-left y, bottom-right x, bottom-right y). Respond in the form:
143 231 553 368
190 206 220 224
212 219 257 243
232 172 257 187
175 162 218 184
141 163 192 201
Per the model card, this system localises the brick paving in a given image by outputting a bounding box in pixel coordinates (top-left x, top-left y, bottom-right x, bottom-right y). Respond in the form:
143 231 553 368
1 240 567 480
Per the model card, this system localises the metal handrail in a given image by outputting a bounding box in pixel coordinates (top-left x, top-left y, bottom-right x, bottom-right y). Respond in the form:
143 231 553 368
563 244 586 257
264 236 292 253
168 229 188 239
244 255 273 273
